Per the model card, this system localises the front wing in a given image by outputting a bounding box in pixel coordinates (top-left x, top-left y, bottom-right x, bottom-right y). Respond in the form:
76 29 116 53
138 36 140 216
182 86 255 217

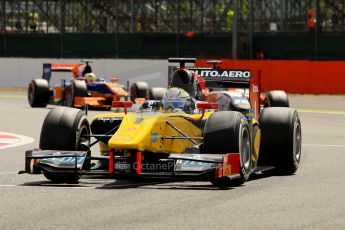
20 150 241 181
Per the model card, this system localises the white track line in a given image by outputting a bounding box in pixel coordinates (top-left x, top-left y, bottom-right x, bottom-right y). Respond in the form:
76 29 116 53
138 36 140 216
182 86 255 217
0 171 17 175
303 144 345 147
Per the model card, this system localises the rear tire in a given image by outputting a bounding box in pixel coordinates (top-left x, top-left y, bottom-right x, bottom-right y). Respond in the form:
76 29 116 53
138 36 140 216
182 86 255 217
259 107 301 175
203 111 251 187
65 79 88 107
264 90 289 107
130 82 148 102
148 87 167 100
28 79 50 107
40 107 91 183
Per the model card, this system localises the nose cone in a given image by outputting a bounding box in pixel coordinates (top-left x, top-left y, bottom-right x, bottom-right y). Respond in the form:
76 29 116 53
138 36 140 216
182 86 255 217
108 114 158 151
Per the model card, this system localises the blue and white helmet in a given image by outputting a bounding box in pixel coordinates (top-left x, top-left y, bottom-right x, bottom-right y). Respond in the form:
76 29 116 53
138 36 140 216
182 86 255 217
162 87 194 113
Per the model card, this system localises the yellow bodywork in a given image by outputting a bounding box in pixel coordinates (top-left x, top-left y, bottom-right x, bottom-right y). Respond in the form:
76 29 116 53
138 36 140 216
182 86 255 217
92 111 213 154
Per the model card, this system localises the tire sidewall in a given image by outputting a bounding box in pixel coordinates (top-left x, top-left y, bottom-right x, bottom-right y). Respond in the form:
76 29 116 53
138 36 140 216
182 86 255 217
74 114 91 150
28 81 36 106
289 112 302 172
239 118 251 182
65 85 75 107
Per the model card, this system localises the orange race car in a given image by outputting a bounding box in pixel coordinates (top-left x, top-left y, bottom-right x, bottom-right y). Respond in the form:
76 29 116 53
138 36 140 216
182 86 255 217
28 60 130 109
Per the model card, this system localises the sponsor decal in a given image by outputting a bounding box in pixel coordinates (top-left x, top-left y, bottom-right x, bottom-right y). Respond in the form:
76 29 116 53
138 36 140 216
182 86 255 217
115 162 132 171
127 127 137 132
0 132 34 150
191 69 251 79
175 159 214 171
95 117 122 122
113 161 176 171
245 109 253 120
252 85 259 93
57 156 85 163
135 118 144 124
43 67 51 74
151 132 158 143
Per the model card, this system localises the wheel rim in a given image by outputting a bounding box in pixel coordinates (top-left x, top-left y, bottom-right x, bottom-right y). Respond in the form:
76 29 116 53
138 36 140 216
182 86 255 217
76 119 90 150
28 83 34 104
240 127 251 169
293 120 302 162
66 88 74 107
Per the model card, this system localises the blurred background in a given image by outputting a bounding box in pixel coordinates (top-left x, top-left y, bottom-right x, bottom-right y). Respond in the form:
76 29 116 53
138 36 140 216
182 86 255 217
1 0 344 60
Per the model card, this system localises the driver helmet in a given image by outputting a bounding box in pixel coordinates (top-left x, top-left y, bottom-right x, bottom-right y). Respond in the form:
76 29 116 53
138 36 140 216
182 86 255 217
110 77 119 83
85 73 96 83
162 87 194 113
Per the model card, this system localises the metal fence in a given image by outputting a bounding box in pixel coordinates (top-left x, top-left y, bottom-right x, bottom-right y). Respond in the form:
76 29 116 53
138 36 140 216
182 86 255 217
1 0 345 34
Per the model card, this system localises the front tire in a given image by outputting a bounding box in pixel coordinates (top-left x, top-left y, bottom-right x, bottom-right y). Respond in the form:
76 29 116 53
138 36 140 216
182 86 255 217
130 82 148 102
65 79 88 107
203 111 251 187
40 107 91 182
259 107 301 174
148 87 167 100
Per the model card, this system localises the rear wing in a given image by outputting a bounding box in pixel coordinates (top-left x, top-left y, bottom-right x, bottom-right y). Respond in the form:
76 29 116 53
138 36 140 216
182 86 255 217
168 65 251 88
168 57 196 68
42 63 82 82
188 68 251 88
168 65 261 119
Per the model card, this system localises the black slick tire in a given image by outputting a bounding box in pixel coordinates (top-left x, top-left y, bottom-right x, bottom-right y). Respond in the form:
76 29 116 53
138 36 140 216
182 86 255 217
203 111 251 187
130 82 148 102
259 107 302 175
264 90 289 107
65 79 88 107
39 107 90 183
28 79 50 107
148 87 167 100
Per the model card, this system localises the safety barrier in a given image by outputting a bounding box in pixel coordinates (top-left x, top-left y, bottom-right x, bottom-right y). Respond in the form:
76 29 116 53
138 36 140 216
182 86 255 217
196 59 345 94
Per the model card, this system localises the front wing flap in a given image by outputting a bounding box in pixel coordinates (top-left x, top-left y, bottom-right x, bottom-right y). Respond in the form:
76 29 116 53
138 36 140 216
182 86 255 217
169 153 240 178
24 150 89 174
22 150 240 180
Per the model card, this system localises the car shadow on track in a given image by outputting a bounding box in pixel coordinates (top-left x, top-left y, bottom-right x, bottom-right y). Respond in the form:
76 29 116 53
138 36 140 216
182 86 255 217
18 170 276 190
19 179 233 190
96 178 235 191
20 180 88 188
104 171 275 189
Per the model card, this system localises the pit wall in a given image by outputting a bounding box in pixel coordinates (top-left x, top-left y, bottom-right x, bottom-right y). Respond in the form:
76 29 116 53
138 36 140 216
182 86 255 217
196 59 345 94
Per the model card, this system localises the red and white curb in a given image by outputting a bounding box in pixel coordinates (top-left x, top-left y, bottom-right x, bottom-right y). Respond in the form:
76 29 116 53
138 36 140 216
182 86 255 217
0 132 34 150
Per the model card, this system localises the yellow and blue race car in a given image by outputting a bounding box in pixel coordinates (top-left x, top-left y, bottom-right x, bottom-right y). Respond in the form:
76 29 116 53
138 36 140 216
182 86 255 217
21 66 301 187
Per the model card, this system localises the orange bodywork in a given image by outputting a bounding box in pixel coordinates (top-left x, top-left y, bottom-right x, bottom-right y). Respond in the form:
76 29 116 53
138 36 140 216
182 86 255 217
134 98 146 104
73 83 130 108
51 64 81 71
74 96 111 109
53 85 62 102
105 82 129 98
48 62 134 108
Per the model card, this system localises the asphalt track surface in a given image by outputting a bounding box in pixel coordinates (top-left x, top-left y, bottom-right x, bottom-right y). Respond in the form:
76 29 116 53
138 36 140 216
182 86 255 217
0 92 345 230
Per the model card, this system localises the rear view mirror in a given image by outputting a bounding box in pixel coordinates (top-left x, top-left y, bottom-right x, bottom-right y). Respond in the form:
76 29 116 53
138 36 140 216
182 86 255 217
195 102 219 121
112 101 133 114
196 102 219 110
